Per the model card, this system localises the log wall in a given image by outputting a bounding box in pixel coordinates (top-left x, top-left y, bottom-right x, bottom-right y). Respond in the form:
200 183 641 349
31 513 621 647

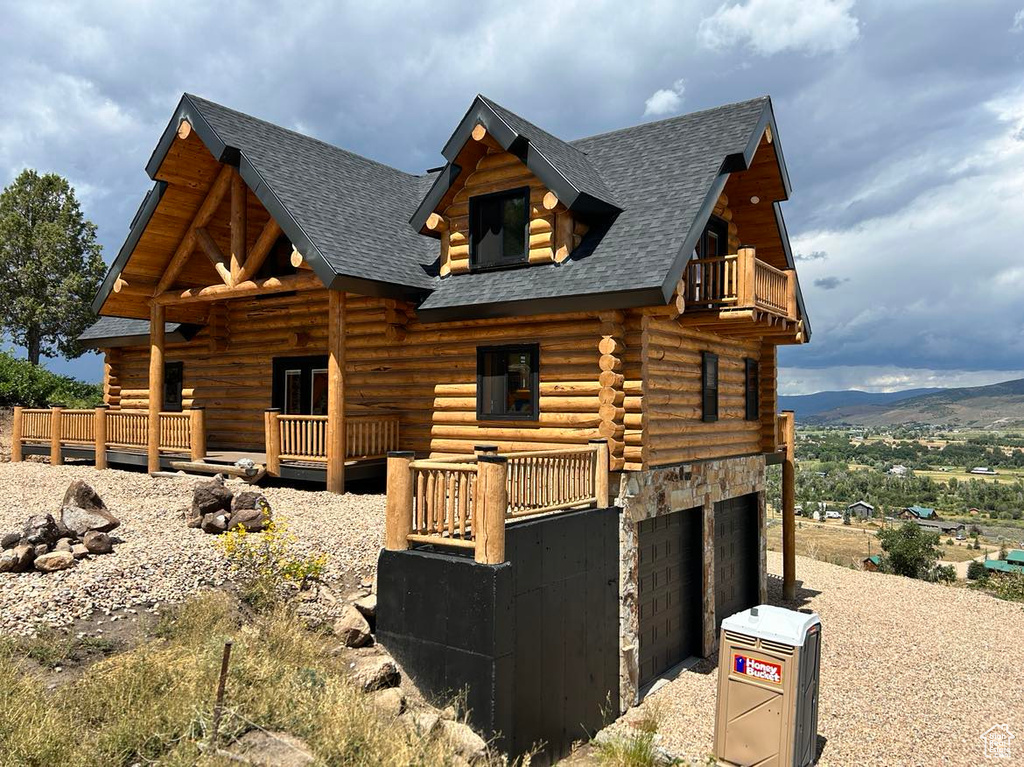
104 293 774 468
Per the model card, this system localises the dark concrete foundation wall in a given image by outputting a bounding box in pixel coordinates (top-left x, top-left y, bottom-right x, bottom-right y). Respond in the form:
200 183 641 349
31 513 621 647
376 506 620 761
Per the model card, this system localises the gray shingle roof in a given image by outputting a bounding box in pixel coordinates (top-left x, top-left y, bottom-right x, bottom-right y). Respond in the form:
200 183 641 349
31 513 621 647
417 97 772 318
79 317 196 346
185 94 438 292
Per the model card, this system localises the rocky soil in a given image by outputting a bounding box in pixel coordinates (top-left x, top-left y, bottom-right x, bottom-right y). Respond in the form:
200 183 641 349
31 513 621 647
0 462 385 635
597 551 1024 767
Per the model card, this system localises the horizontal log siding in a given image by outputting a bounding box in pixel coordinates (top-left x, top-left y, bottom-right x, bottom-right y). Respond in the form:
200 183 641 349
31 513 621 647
759 343 778 452
640 315 762 468
105 293 606 455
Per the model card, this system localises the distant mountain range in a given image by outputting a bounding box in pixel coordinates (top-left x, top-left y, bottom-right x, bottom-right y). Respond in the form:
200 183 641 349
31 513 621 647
780 378 1024 428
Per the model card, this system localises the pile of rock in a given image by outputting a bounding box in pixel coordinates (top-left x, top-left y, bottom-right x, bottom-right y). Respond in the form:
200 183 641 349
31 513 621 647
0 480 120 574
186 475 272 535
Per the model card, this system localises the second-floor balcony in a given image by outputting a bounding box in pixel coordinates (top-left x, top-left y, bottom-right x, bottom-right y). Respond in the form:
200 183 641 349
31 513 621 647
683 245 797 323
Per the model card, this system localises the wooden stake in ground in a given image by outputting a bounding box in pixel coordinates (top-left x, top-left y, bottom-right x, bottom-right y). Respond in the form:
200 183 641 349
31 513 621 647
210 640 234 749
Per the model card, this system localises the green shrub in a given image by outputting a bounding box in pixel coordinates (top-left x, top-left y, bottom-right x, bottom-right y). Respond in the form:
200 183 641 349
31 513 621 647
0 351 101 408
966 560 987 581
990 572 1024 603
931 564 956 583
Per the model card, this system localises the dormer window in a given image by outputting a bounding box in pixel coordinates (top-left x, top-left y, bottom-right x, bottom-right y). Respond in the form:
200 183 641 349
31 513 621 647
470 187 529 270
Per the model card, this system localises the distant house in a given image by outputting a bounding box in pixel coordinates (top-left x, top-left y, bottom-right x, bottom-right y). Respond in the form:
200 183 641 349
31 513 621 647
967 507 982 516
969 467 997 475
1007 550 1024 566
900 505 939 520
862 555 881 572
984 559 1024 575
847 501 875 519
889 464 909 476
913 518 965 537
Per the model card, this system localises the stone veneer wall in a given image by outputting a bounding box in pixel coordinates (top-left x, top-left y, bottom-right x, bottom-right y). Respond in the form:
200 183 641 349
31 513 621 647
615 454 767 710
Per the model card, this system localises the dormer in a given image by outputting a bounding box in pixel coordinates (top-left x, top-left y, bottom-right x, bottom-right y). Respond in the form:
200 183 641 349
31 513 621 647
410 95 621 277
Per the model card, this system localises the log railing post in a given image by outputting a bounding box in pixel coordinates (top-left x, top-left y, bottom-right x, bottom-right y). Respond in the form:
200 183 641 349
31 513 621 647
11 406 23 463
738 245 756 306
590 438 610 507
50 405 64 465
781 410 797 600
785 269 797 319
190 406 206 462
94 405 108 470
474 444 498 457
147 303 165 473
475 455 508 565
264 408 281 477
385 451 416 551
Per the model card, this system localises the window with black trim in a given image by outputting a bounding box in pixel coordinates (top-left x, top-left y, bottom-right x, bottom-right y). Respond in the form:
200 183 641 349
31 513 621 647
163 362 184 412
470 187 529 270
745 358 759 421
477 345 539 420
702 352 719 423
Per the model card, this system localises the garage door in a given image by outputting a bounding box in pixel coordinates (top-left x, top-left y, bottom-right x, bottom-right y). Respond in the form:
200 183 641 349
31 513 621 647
637 508 703 687
714 494 759 625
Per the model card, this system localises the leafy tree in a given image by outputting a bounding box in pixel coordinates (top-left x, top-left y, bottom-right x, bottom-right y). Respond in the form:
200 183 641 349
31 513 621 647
0 170 105 364
966 560 987 581
931 564 956 584
877 522 941 579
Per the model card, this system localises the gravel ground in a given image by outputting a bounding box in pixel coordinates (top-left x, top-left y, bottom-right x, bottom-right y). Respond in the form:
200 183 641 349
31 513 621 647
0 462 386 635
609 551 1024 766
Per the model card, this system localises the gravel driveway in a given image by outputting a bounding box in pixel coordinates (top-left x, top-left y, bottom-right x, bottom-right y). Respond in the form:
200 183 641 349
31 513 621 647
0 462 386 635
610 551 1024 766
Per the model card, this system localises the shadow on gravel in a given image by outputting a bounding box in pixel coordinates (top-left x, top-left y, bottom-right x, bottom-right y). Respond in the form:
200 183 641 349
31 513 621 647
766 573 822 611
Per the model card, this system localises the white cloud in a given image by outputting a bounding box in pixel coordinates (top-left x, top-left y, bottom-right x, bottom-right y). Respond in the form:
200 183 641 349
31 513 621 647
699 0 860 56
1013 9 1024 32
643 78 686 116
779 367 1024 396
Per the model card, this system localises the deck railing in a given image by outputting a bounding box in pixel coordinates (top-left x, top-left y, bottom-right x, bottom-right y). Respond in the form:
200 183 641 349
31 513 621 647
684 246 795 318
11 405 206 466
384 440 610 564
264 410 401 475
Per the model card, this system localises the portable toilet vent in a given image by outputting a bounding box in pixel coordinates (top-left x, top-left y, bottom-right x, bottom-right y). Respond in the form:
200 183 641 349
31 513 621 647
713 605 821 767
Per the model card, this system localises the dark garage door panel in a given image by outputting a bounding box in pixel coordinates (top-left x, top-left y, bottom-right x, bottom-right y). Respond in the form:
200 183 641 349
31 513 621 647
714 494 758 625
637 509 703 687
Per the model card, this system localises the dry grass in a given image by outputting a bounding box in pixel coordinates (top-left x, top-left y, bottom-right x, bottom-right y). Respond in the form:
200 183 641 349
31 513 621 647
0 591 495 766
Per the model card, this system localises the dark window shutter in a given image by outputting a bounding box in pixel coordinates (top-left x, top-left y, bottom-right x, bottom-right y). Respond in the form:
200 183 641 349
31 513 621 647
702 352 719 423
745 358 759 421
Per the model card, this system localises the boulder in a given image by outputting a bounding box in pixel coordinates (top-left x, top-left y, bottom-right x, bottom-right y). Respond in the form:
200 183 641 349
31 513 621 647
231 490 269 512
71 544 90 560
231 730 314 767
54 538 73 553
368 686 406 718
334 605 372 648
0 549 20 573
439 720 488 762
34 551 75 573
190 475 233 525
33 543 50 558
6 543 36 572
83 531 113 554
61 505 120 538
399 711 441 737
227 506 269 533
1 532 20 549
351 655 400 692
23 514 59 546
353 593 377 622
201 512 230 534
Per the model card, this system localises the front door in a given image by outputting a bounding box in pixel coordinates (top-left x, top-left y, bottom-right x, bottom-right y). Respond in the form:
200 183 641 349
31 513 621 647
272 355 329 415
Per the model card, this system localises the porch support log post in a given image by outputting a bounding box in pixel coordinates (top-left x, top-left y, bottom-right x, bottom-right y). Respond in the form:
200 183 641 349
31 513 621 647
190 406 206 462
786 269 797 320
11 406 23 462
738 245 756 305
590 438 610 507
230 170 246 284
384 451 415 551
49 406 64 465
326 290 346 493
475 455 508 564
147 303 165 474
781 410 797 600
94 405 108 470
264 409 281 477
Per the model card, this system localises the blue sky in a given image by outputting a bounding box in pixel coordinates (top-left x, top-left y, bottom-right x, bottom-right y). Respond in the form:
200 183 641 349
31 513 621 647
2 0 1023 394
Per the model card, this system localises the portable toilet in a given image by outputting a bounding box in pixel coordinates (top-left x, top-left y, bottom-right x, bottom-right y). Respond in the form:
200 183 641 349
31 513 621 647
713 605 821 767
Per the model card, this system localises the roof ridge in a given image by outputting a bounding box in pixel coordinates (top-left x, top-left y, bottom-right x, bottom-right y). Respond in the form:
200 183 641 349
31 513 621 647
571 95 770 145
184 93 427 180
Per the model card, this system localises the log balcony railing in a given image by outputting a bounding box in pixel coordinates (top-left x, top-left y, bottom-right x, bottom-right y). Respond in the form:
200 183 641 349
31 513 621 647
684 245 796 319
263 409 401 475
11 405 206 467
384 439 611 564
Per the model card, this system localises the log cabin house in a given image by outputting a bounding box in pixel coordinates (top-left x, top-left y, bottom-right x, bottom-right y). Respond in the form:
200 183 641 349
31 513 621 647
11 93 808 718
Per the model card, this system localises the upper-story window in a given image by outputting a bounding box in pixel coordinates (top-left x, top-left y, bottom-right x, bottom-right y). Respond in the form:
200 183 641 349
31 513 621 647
693 215 729 259
470 187 529 270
